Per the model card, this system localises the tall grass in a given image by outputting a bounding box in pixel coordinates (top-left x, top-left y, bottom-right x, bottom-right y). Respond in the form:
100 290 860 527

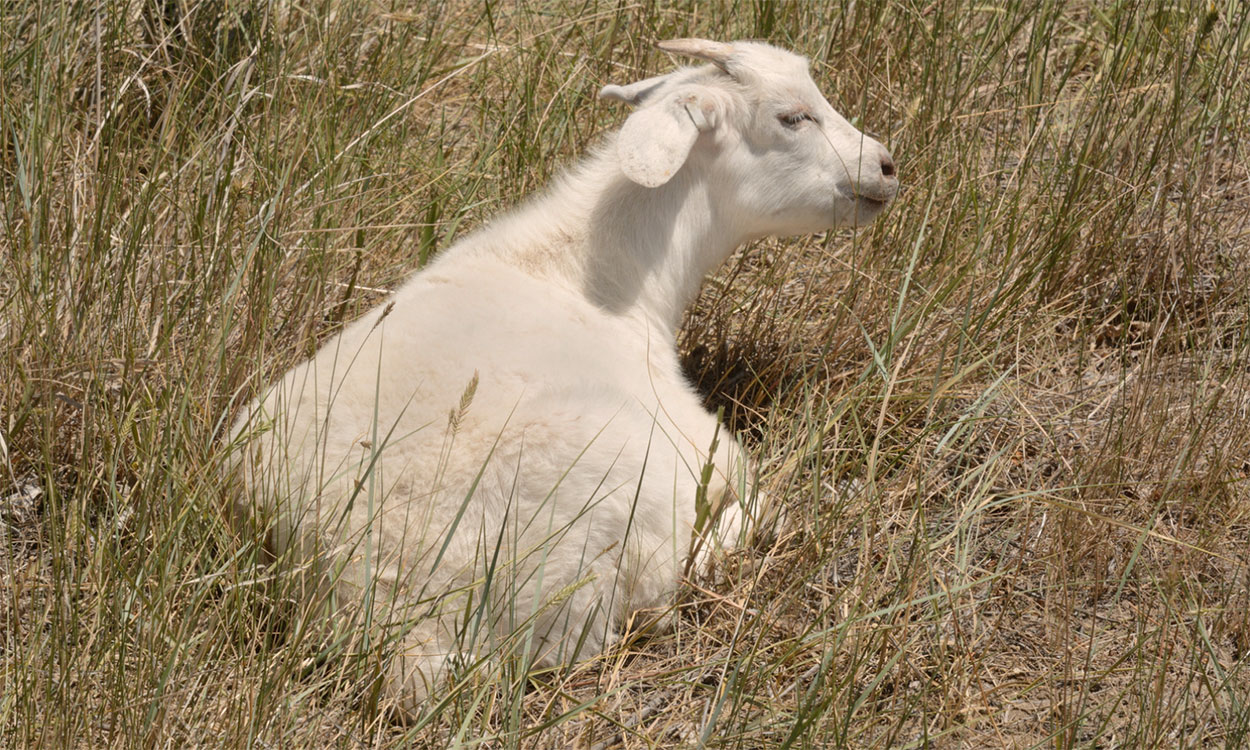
2 0 1248 746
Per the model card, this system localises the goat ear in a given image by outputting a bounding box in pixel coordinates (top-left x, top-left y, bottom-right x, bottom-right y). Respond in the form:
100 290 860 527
598 73 670 107
617 91 717 188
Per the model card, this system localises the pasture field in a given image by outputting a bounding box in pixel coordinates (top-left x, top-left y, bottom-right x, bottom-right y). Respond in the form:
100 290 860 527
2 1 1249 747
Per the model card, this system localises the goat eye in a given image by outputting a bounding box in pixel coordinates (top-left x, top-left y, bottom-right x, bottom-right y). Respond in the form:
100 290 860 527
779 111 815 128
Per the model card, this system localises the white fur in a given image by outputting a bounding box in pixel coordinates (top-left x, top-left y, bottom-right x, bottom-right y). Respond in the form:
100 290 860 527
230 39 897 713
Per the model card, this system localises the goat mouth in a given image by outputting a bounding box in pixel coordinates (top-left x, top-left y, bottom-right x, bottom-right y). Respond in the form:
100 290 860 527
853 195 893 215
838 185 895 209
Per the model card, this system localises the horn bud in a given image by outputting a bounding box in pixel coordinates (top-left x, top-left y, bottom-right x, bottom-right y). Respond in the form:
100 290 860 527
656 38 735 73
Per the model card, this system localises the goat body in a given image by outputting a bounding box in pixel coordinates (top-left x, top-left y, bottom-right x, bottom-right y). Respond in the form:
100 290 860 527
231 39 897 713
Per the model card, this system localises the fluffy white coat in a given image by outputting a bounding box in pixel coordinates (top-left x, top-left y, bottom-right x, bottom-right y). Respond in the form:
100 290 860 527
231 38 897 713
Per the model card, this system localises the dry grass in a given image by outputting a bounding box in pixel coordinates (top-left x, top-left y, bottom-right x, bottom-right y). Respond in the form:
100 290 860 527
2 0 1249 747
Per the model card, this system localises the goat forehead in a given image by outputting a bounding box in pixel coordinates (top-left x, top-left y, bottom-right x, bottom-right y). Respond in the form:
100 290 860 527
745 77 829 117
778 79 826 105
731 41 809 72
731 49 824 102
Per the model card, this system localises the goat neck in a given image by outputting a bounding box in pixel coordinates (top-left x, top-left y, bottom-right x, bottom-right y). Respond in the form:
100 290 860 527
577 148 744 331
464 144 744 333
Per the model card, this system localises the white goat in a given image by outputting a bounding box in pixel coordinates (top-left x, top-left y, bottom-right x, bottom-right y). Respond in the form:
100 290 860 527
231 38 897 713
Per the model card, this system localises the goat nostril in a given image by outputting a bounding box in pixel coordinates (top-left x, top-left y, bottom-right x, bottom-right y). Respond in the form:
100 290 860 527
880 157 896 178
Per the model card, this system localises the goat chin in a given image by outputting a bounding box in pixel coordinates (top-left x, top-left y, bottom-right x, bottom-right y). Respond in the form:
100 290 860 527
228 38 896 718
